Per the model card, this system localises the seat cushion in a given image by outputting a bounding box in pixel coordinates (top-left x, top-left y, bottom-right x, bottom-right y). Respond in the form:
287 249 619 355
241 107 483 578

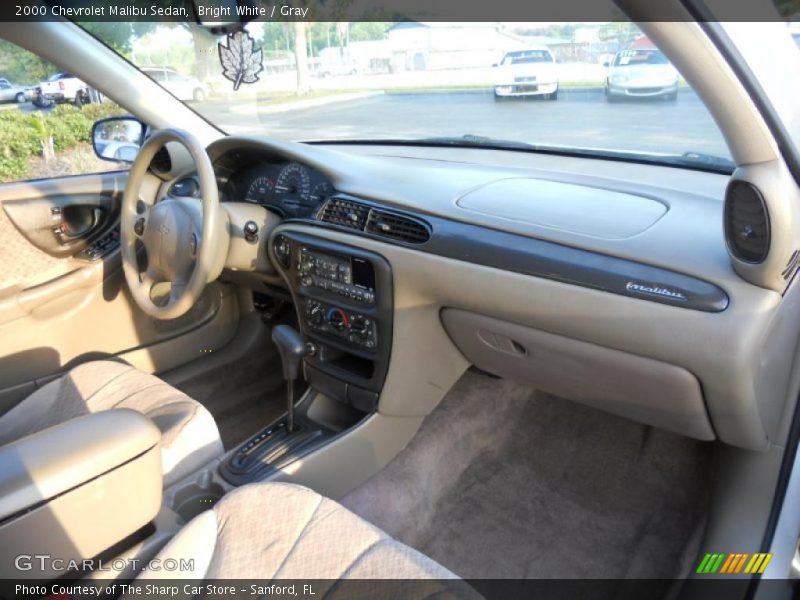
0 360 223 487
137 482 473 594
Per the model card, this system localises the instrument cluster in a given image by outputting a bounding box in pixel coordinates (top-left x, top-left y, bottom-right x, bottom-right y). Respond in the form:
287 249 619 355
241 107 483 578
222 160 334 218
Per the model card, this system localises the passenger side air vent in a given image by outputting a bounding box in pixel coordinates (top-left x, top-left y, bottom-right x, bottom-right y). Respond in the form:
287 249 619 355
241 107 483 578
150 146 172 174
366 210 430 244
724 180 770 264
317 198 370 230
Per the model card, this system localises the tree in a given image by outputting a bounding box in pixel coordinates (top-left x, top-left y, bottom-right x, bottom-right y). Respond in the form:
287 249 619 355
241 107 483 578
773 0 800 19
349 22 390 42
0 22 157 86
0 40 54 84
598 21 641 49
294 22 310 94
80 22 157 56
185 26 217 80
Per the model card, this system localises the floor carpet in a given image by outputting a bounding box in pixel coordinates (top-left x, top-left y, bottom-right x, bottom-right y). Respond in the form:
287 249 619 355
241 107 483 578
174 343 289 450
342 369 712 582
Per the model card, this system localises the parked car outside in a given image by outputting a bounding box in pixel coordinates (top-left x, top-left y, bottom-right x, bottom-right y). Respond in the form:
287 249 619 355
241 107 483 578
493 47 559 100
0 78 30 103
141 66 209 102
34 71 90 107
605 49 680 101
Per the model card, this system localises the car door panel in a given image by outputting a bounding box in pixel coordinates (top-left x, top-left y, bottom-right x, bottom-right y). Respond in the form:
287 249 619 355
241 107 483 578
0 171 240 416
2 192 119 257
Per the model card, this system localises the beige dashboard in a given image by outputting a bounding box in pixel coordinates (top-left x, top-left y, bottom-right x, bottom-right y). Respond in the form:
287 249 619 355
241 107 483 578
163 136 794 452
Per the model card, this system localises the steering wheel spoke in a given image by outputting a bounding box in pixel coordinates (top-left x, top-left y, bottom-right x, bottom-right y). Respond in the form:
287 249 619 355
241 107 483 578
169 277 189 304
140 265 164 296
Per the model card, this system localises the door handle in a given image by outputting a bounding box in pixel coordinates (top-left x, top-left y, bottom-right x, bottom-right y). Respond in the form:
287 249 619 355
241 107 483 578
3 193 119 257
56 207 104 241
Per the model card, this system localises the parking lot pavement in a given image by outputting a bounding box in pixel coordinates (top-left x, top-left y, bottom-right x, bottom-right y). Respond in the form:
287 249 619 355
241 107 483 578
204 88 729 159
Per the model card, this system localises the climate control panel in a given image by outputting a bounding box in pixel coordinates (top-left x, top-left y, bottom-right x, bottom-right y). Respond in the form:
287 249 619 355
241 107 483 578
303 299 377 351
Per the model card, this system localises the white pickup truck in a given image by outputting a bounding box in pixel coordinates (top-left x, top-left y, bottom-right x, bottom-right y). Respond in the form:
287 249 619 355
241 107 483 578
34 71 90 107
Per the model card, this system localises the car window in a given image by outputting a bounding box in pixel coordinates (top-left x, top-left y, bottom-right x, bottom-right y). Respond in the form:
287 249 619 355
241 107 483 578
82 20 746 169
0 82 9 90
0 40 134 183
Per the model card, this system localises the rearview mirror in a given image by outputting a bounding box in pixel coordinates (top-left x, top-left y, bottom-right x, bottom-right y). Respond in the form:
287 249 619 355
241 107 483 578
92 116 145 164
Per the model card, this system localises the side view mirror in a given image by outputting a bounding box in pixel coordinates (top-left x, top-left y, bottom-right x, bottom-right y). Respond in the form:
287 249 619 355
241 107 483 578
492 63 498 67
92 116 145 164
602 61 610 68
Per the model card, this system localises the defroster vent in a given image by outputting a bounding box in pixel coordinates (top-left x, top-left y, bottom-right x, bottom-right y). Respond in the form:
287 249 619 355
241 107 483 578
724 180 770 264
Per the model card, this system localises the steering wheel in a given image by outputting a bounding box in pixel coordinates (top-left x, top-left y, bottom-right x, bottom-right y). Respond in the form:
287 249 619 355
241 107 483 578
120 128 228 320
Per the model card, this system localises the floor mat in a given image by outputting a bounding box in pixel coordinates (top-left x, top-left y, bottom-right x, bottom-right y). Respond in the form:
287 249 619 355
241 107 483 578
342 370 712 580
174 346 288 450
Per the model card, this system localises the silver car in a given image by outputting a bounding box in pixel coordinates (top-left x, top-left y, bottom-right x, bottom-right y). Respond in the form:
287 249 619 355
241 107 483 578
605 49 679 101
141 67 209 102
0 78 29 103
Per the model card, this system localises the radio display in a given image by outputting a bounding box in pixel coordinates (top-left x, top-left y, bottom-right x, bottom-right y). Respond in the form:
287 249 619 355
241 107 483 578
352 257 376 290
299 248 376 303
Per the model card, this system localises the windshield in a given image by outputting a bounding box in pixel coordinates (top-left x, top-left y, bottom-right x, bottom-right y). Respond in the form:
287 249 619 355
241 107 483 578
82 20 738 168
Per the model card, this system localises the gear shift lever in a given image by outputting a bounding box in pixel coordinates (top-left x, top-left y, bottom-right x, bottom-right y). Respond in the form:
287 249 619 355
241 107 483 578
272 325 307 433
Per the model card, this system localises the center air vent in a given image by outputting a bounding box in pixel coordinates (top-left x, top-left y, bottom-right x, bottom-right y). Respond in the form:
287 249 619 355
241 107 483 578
317 197 431 244
724 180 770 264
366 210 430 244
317 198 370 230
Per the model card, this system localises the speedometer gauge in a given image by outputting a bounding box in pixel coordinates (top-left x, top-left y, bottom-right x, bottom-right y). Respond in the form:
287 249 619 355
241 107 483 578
275 163 311 201
246 176 274 203
310 181 334 203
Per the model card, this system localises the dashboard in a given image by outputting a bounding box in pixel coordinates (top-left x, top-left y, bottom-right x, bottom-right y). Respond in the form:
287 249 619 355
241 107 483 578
157 135 796 454
215 151 334 219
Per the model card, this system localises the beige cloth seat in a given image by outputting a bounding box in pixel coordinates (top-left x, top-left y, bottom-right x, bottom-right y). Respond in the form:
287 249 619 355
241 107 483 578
139 482 472 594
0 360 223 487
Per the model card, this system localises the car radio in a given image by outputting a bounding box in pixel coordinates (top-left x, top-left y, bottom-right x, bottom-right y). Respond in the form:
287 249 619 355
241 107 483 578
297 247 376 305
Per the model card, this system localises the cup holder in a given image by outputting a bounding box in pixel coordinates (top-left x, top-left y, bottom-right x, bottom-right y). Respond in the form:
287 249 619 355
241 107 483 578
172 481 225 522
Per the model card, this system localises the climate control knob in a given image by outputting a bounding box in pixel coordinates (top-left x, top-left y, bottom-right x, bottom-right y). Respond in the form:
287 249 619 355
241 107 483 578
326 307 348 331
307 302 324 326
349 315 370 337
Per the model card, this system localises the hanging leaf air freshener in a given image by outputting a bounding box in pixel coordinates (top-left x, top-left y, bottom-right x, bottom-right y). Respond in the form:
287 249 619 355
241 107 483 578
218 30 264 91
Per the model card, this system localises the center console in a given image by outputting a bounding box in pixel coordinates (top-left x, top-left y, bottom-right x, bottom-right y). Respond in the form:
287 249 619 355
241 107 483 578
219 229 393 486
272 230 393 411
